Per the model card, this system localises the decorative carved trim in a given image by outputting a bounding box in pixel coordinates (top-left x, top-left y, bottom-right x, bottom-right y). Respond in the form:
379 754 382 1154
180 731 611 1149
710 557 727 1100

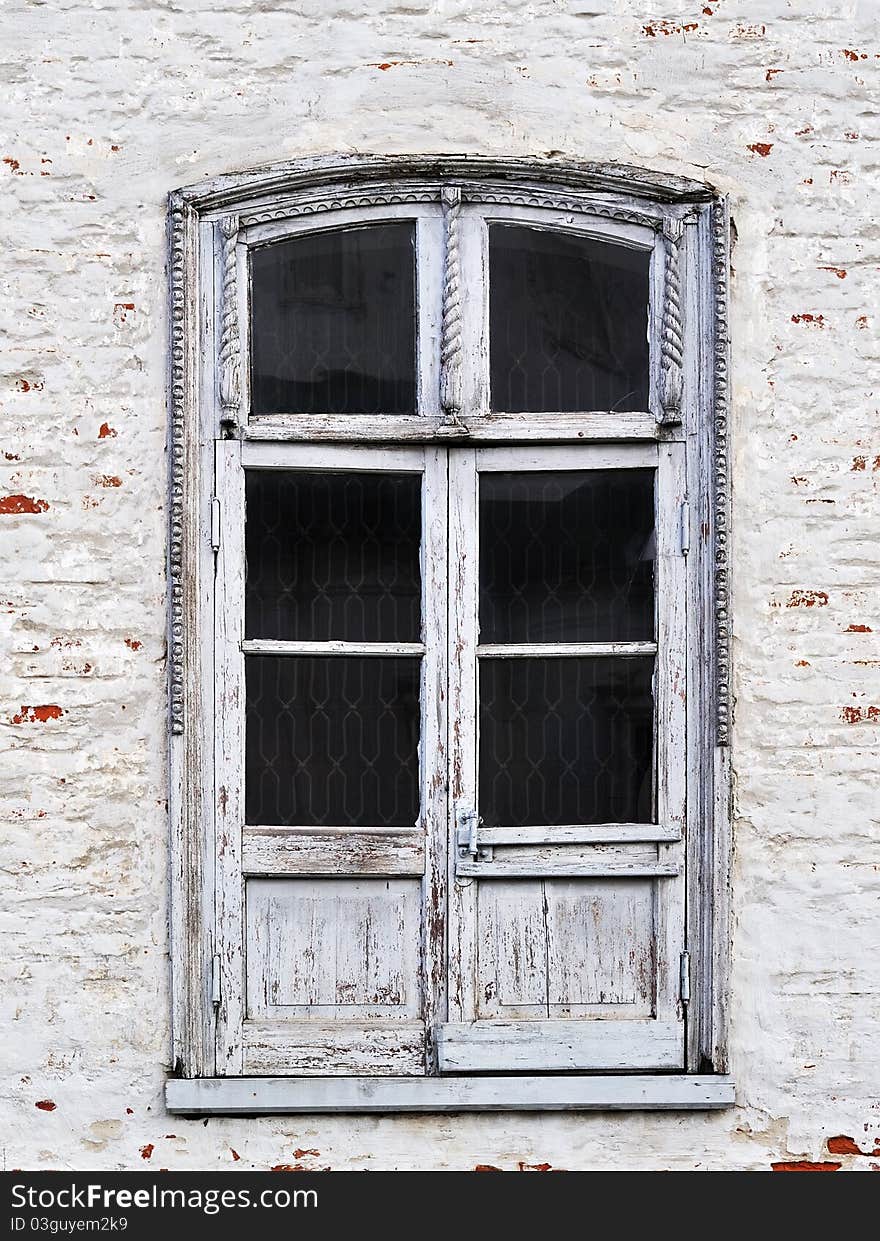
168 197 191 737
439 186 466 432
712 199 731 745
241 187 439 228
218 216 241 429
460 184 662 231
659 217 684 425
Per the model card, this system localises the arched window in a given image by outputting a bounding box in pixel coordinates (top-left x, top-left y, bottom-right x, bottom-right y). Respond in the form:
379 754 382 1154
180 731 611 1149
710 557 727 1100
166 157 732 1113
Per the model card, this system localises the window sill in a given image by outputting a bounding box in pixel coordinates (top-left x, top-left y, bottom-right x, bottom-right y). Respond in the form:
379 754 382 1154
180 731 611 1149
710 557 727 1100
165 1074 734 1115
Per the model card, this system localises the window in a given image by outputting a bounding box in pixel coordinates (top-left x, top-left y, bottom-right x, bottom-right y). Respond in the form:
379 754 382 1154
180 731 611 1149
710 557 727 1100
166 158 733 1113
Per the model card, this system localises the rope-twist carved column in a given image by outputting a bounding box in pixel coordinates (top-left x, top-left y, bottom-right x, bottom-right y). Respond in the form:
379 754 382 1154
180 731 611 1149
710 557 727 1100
712 200 731 745
439 185 467 432
659 216 684 425
218 215 241 429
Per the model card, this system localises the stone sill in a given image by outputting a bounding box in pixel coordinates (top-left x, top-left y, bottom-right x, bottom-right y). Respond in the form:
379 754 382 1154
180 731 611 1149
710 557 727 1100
166 1074 735 1115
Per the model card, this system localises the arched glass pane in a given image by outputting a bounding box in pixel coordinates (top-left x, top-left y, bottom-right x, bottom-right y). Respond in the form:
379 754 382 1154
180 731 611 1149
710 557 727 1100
489 224 650 413
250 223 416 415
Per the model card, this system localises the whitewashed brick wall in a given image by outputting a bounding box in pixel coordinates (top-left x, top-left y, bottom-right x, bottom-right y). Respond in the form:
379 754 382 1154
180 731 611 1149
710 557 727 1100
1 0 877 1170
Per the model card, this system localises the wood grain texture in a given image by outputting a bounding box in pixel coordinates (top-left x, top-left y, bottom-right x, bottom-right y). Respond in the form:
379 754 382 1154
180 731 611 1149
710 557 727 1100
243 1020 425 1076
166 1074 735 1115
436 1020 683 1072
242 827 425 876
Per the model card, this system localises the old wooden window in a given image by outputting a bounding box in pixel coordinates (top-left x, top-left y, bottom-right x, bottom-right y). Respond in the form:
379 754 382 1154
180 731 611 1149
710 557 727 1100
166 158 733 1114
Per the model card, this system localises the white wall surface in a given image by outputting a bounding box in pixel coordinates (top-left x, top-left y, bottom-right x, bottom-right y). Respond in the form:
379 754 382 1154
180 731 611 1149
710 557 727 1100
1 0 878 1170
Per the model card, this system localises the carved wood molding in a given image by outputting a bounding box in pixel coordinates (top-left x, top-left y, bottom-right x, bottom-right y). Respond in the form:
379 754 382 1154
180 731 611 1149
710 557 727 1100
218 215 241 430
439 186 465 431
659 217 684 425
712 199 731 746
459 184 662 231
241 188 439 228
168 197 193 737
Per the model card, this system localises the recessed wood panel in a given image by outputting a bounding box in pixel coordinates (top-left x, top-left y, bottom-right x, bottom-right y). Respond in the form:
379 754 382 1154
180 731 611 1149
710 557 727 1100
476 878 656 1019
246 877 422 1020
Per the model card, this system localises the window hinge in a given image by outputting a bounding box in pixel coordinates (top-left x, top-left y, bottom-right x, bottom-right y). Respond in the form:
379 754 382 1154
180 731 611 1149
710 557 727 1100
679 951 691 1005
210 497 221 552
679 501 690 556
211 953 222 1006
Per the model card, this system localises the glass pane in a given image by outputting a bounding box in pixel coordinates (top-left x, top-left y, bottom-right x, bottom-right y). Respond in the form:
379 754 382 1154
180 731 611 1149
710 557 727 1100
489 224 650 413
479 657 654 826
250 223 416 415
245 471 421 642
246 656 420 827
479 470 654 643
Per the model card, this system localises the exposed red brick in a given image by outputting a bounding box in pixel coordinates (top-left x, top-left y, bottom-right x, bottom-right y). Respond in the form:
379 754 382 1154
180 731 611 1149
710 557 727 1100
12 705 63 724
474 1164 502 1171
230 1148 241 1161
771 1160 841 1172
294 1148 320 1158
791 313 825 326
0 494 49 514
140 1144 154 1160
518 1161 554 1172
786 590 828 608
841 49 867 61
97 475 122 488
795 659 810 667
35 1100 56 1111
270 1164 306 1172
98 422 117 439
820 266 847 279
855 315 869 330
748 142 773 156
840 705 880 724
4 451 20 460
124 638 142 650
827 1134 880 1156
765 69 783 81
846 624 872 632
851 456 867 470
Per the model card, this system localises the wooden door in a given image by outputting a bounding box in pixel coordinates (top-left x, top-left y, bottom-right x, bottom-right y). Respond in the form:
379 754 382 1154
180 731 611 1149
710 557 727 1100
214 440 448 1076
441 442 688 1072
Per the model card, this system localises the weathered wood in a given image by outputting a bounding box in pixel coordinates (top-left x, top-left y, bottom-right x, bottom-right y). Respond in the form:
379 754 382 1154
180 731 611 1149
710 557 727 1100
213 439 246 1076
244 411 672 443
241 639 425 657
436 1020 683 1072
468 824 681 847
456 857 680 879
477 642 657 658
246 876 423 1022
242 827 425 876
243 1021 425 1076
166 1073 736 1114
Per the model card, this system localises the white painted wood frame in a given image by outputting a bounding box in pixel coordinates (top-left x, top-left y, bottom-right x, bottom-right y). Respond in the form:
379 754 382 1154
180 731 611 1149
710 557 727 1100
167 156 732 1109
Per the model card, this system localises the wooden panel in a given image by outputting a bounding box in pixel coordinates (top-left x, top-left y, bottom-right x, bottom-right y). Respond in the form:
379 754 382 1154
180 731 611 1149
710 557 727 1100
242 827 424 876
244 412 674 443
474 443 658 470
242 1020 424 1076
476 642 657 658
458 857 679 878
241 639 424 657
470 823 681 847
476 879 656 1019
246 877 421 1020
167 1074 736 1115
436 1019 682 1072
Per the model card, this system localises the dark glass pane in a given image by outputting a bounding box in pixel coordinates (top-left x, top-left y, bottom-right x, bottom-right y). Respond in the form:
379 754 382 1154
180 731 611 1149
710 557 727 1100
246 656 420 827
251 223 416 414
479 657 654 826
489 225 650 412
246 471 421 642
479 470 654 643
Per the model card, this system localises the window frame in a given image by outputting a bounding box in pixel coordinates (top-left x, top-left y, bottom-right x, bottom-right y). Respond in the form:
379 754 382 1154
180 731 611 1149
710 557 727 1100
166 155 732 1112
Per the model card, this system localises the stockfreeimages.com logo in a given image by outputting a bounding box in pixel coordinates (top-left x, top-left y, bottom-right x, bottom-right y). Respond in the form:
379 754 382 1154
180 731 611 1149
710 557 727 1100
10 1183 317 1217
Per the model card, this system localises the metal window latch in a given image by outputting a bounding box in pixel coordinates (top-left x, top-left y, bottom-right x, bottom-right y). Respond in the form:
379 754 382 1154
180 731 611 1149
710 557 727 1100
211 953 222 1006
210 497 221 552
679 500 690 556
679 951 691 1005
456 806 483 861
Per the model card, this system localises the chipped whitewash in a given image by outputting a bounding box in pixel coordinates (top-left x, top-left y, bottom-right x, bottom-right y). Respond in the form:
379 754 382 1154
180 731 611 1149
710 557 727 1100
1 0 878 1172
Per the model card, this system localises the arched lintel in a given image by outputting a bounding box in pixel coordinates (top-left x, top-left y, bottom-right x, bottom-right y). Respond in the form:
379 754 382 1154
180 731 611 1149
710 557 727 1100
171 153 716 217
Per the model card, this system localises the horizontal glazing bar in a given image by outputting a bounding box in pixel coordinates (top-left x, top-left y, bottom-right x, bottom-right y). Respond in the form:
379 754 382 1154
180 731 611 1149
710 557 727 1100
477 642 657 658
242 639 426 656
